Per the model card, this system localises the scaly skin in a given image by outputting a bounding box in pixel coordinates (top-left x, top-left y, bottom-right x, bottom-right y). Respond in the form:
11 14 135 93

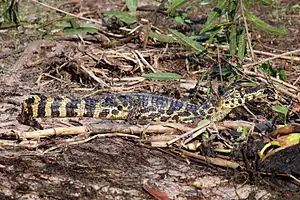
18 86 264 127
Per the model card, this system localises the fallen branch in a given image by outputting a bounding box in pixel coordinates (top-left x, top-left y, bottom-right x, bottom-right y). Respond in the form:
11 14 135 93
30 0 102 26
167 120 211 145
178 149 241 169
218 120 255 130
244 69 299 92
242 49 300 68
17 122 192 139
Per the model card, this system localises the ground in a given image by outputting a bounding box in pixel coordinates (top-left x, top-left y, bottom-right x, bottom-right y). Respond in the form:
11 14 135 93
0 0 299 199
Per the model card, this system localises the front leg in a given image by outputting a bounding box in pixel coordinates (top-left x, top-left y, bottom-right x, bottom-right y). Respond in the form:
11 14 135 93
17 114 44 129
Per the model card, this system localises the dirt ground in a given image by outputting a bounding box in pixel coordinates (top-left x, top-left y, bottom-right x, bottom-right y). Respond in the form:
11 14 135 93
0 0 299 199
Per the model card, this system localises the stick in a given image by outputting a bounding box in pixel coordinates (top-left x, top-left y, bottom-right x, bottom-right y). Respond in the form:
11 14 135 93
30 0 103 26
242 49 300 68
179 149 240 169
18 122 193 139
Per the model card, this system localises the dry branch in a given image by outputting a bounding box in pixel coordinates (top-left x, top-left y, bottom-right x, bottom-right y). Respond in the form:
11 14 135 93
242 49 300 68
179 149 241 169
17 122 192 139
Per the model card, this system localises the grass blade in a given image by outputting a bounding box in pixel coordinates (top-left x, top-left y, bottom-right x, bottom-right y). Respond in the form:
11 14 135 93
102 11 137 25
169 29 205 51
237 27 246 61
229 24 237 55
200 21 230 34
245 11 287 35
144 72 182 80
126 0 138 12
167 0 190 14
203 0 228 28
148 31 176 43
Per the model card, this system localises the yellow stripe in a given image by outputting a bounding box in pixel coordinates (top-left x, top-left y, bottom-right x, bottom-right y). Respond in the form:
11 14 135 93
74 100 86 117
31 103 39 117
45 102 53 117
93 100 103 118
31 96 41 117
32 95 41 103
59 97 71 117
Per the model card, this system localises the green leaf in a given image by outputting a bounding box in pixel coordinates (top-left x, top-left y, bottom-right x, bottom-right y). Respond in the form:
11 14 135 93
278 68 287 80
56 20 98 29
206 27 222 44
292 4 300 13
254 0 271 5
167 0 190 14
245 11 288 35
199 0 216 5
102 11 137 25
203 0 228 28
182 12 188 19
228 0 237 21
240 82 258 87
0 0 20 25
184 19 192 24
69 19 80 29
235 126 247 142
148 31 176 43
259 62 273 76
286 133 300 144
211 65 234 76
229 24 237 55
202 130 209 139
126 0 138 12
272 104 288 124
63 27 97 35
175 16 185 24
200 21 230 34
55 22 72 28
57 20 98 35
169 29 205 51
237 27 246 61
143 72 182 80
197 119 210 127
272 104 288 116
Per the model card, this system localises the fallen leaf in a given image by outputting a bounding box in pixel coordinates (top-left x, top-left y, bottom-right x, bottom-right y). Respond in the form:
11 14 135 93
143 184 170 200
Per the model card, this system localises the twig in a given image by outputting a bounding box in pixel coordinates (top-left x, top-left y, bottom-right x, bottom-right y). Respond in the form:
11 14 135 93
243 105 257 120
135 50 156 72
0 139 39 148
218 120 255 130
30 0 103 26
245 70 300 101
42 73 69 84
167 120 211 145
53 133 140 147
202 43 300 61
132 50 144 73
242 49 300 68
18 126 89 139
253 50 300 61
80 64 109 87
271 84 300 101
240 0 255 60
217 47 223 84
18 122 192 139
48 133 139 152
179 149 240 169
253 76 299 101
244 69 299 91
262 172 300 184
30 0 127 38
183 128 206 145
293 76 300 86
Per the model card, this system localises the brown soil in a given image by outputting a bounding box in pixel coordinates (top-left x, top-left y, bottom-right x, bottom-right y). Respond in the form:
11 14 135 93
0 0 299 199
